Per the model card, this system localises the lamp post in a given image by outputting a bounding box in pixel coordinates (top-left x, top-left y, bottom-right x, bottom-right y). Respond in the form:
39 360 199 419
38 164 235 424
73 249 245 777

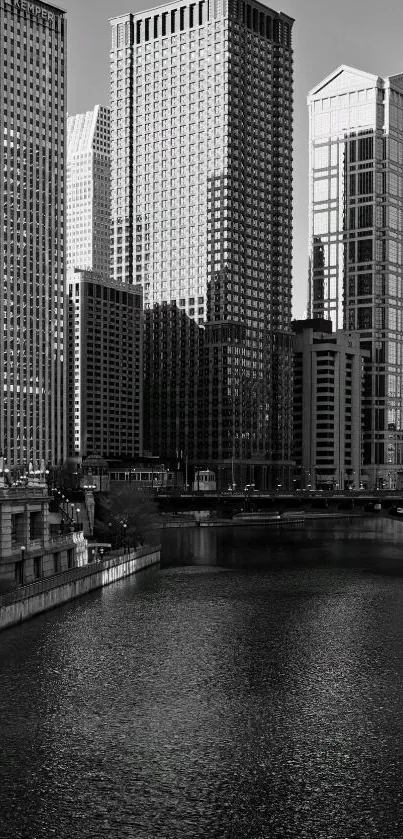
75 507 80 528
20 545 26 586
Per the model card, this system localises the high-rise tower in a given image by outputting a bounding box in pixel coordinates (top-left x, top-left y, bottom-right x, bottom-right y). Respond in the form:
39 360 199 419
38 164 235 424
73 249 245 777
67 105 111 276
308 66 403 488
110 0 294 489
67 270 143 461
0 0 66 469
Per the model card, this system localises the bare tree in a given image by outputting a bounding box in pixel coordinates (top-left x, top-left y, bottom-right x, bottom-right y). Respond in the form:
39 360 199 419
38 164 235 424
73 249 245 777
95 485 160 549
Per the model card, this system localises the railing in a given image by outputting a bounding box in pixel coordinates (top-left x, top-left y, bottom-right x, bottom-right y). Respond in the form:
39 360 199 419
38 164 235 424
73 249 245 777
155 489 403 499
0 486 48 499
48 531 81 545
0 545 160 609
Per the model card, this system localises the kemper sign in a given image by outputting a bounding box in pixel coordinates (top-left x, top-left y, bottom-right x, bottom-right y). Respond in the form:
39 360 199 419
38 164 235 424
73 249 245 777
6 0 57 21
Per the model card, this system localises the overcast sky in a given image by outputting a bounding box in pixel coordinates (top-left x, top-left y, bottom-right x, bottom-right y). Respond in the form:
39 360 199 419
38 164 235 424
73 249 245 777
62 0 403 318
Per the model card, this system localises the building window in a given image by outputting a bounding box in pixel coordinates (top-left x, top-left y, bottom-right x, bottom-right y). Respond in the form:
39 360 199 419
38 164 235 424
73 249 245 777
357 240 373 263
11 513 24 546
34 556 42 580
29 511 42 541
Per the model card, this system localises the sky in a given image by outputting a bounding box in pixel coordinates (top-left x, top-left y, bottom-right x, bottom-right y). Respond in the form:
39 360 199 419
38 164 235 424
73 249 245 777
63 0 403 318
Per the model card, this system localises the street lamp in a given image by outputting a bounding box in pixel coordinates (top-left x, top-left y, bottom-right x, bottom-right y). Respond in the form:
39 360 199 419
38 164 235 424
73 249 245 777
20 545 26 586
75 507 80 527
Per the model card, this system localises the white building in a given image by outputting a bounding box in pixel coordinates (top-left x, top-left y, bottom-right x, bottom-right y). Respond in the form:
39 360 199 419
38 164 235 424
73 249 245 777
308 66 403 488
0 0 66 469
67 105 111 276
110 0 294 490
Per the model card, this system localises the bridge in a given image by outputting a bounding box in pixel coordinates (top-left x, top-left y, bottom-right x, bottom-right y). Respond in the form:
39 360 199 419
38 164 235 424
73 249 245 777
153 489 403 514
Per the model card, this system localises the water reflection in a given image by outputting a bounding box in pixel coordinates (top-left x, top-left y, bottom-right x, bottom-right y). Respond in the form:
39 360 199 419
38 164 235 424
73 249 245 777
1 521 403 837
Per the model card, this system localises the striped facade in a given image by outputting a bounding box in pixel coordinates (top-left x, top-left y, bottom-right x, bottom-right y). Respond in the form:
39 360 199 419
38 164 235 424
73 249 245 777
0 0 66 468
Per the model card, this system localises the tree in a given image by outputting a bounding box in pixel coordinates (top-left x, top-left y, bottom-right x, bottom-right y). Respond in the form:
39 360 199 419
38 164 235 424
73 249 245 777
94 485 160 549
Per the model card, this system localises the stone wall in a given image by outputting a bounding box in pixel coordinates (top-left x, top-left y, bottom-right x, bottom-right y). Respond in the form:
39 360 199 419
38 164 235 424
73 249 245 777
0 546 160 631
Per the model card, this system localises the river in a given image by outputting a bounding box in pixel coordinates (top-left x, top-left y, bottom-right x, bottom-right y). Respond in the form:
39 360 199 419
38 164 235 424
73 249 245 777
1 518 403 838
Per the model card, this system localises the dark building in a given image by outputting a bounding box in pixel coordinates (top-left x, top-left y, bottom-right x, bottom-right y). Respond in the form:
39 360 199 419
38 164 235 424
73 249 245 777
292 319 367 490
67 270 143 462
143 303 201 466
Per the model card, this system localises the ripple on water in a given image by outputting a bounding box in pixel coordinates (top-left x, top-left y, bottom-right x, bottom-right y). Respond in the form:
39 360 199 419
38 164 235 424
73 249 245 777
1 524 403 837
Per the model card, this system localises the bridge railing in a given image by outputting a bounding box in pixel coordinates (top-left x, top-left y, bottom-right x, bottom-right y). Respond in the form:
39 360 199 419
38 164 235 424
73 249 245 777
154 489 403 499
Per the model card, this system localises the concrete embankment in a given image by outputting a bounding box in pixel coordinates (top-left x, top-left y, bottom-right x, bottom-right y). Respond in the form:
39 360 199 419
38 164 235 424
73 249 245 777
0 546 160 631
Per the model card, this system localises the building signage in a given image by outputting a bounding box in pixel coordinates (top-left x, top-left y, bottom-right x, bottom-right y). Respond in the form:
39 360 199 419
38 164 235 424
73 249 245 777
5 0 59 21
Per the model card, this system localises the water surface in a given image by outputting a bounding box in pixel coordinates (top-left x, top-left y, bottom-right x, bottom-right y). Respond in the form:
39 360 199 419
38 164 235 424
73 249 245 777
1 519 403 838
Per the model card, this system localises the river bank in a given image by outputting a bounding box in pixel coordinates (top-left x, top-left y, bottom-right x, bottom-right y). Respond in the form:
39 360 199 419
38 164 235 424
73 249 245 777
0 545 160 631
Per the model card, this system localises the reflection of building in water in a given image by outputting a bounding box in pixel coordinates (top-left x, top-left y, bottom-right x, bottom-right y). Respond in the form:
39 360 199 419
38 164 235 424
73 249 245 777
308 65 403 488
309 237 325 319
67 105 111 276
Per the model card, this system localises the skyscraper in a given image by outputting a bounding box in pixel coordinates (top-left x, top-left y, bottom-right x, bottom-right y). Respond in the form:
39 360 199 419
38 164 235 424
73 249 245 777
292 319 366 491
308 66 403 488
110 0 294 489
0 0 66 469
67 105 111 276
67 270 143 461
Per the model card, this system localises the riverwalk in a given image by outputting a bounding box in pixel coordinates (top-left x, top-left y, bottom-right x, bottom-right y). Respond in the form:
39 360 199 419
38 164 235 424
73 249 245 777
0 545 160 631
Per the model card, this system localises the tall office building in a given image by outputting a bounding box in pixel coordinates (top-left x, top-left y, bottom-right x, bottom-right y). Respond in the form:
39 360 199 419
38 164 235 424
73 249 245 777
308 66 403 488
110 0 294 490
143 302 202 464
67 270 143 461
0 0 66 469
292 319 366 490
67 105 111 276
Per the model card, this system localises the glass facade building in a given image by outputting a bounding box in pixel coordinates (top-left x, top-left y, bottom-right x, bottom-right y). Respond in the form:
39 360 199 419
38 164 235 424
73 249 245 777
110 0 294 489
308 66 403 488
67 105 111 277
0 0 66 469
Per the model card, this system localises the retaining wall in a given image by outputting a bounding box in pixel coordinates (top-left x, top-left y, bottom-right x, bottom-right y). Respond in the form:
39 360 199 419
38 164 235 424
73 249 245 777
0 547 160 631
